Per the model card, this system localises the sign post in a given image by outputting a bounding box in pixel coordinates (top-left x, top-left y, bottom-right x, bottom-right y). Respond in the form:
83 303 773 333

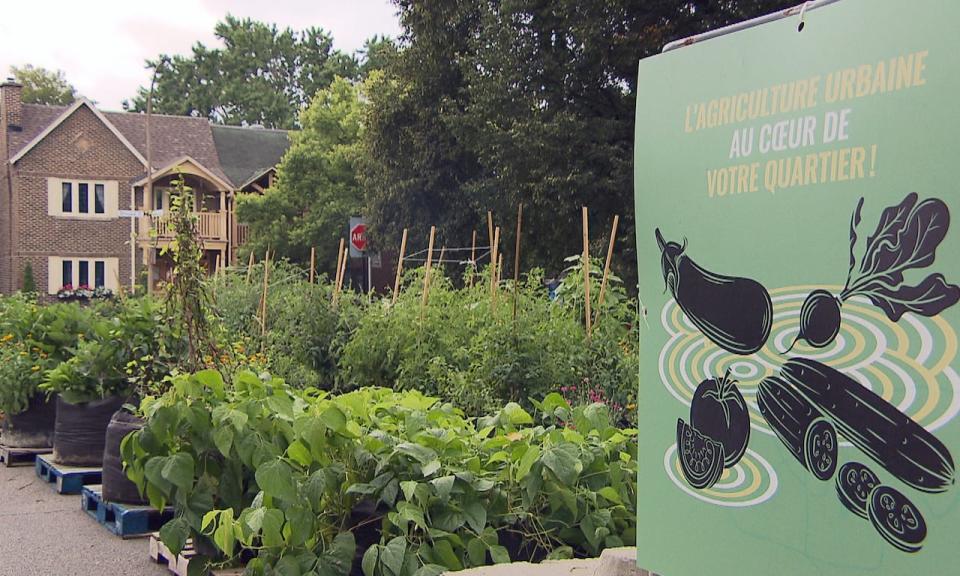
349 216 371 293
634 1 960 574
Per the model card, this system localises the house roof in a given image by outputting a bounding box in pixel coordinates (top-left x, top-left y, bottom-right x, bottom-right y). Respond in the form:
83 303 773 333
211 125 289 189
7 102 290 189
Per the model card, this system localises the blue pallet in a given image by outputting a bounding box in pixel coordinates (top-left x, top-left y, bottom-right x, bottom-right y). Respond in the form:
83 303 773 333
34 454 102 494
81 485 174 538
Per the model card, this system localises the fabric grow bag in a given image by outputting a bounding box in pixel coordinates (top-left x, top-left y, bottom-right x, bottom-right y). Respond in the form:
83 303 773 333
52 395 125 466
101 409 146 504
0 393 57 448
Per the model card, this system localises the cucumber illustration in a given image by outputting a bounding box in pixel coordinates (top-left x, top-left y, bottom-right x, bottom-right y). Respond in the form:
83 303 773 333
656 229 772 355
868 485 927 553
757 377 838 481
781 357 955 493
836 461 881 519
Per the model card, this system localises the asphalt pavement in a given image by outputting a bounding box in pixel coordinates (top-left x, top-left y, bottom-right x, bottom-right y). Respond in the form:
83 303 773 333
0 463 168 576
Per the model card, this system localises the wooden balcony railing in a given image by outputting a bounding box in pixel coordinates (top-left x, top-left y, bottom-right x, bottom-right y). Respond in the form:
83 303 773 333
235 223 250 247
141 211 227 242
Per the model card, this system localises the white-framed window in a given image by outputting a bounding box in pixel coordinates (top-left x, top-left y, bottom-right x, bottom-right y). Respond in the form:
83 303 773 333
47 178 119 218
47 257 118 293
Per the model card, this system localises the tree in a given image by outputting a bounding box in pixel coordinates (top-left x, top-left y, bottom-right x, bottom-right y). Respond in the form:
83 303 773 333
358 36 398 78
9 65 76 105
237 77 364 276
361 0 798 288
21 263 36 294
128 16 359 129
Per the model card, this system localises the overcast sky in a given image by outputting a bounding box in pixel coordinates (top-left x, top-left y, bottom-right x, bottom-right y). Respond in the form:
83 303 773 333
0 0 402 111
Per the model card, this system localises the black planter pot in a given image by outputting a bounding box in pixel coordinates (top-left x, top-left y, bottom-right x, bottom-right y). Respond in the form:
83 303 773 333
101 409 147 504
0 393 57 448
53 395 126 466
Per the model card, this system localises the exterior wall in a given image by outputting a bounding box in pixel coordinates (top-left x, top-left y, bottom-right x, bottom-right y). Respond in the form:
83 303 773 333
0 87 13 293
9 105 143 295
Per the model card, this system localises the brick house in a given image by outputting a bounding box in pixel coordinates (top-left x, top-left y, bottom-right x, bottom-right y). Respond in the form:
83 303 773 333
0 79 288 296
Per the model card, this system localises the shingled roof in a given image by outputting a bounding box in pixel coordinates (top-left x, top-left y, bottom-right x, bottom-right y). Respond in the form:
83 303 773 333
8 102 289 189
211 125 290 188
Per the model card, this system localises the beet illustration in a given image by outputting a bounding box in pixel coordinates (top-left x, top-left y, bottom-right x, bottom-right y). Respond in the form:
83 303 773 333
782 289 842 352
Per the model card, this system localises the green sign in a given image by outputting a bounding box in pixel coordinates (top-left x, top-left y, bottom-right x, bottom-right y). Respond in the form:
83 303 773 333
633 1 960 574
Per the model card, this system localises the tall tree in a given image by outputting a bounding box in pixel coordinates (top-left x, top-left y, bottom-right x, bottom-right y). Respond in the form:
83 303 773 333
129 16 359 129
9 65 76 105
362 0 798 287
237 77 364 275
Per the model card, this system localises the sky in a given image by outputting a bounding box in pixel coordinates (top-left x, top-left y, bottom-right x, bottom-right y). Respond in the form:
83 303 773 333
0 0 403 111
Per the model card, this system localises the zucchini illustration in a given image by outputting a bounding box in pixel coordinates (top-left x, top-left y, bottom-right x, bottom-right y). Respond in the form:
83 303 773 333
656 229 772 355
868 485 927 553
781 357 956 493
757 377 838 481
836 461 881 519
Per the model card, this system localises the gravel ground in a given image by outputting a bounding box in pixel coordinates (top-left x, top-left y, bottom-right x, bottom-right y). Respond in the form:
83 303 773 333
0 463 168 576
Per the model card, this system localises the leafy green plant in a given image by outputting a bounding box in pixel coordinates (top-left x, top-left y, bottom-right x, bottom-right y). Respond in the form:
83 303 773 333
21 263 36 294
123 371 637 575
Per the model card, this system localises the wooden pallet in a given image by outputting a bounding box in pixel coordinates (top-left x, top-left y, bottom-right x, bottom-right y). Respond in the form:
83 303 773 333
34 454 102 494
0 444 50 467
148 533 244 576
80 484 174 538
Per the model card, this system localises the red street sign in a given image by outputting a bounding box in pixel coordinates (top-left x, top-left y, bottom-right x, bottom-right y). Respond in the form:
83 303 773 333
350 223 367 252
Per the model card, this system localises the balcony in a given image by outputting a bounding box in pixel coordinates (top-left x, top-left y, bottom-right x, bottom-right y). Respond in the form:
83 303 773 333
139 211 228 243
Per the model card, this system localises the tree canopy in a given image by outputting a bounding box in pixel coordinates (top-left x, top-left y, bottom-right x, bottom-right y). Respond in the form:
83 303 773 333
9 65 77 106
360 0 798 288
128 16 392 129
237 77 364 275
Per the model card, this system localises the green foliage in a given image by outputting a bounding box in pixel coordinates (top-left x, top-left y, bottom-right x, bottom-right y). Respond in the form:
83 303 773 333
9 64 77 105
40 297 179 404
128 16 388 129
123 373 637 574
237 78 365 271
21 263 36 294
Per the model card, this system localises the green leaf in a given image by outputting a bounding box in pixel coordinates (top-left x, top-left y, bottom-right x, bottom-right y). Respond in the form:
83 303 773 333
213 425 234 457
545 546 574 560
432 540 462 571
463 498 487 534
400 480 418 502
430 475 455 501
501 402 533 425
318 532 356 576
255 458 297 501
467 536 487 566
395 442 437 465
159 516 190 556
286 440 312 467
489 545 510 564
201 509 220 532
361 544 379 576
397 501 426 530
597 486 622 505
213 507 235 556
381 536 406 576
516 445 540 480
412 565 446 576
542 442 582 485
261 508 285 548
243 507 266 534
192 369 225 398
421 459 441 478
319 405 346 433
144 456 171 491
161 453 194 491
285 507 313 546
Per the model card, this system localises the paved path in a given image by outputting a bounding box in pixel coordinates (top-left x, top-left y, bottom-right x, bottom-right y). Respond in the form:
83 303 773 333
0 463 167 576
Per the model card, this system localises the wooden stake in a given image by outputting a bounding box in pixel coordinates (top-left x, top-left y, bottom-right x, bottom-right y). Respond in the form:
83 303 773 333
215 254 221 277
309 247 316 284
512 203 523 321
497 253 504 285
334 238 346 294
245 252 255 284
595 215 620 325
260 251 271 343
468 229 477 288
333 247 348 307
437 245 446 275
392 228 408 305
421 226 437 318
582 207 592 339
489 226 500 306
486 211 494 255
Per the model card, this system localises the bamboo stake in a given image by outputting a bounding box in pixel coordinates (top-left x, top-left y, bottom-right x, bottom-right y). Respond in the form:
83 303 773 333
582 207 592 339
260 251 271 344
309 247 316 284
333 247 348 307
595 215 620 325
392 228 408 305
245 252 255 284
468 230 477 288
497 254 504 285
437 245 446 275
421 226 437 318
334 238 346 295
215 254 221 276
486 211 494 255
512 203 523 321
489 226 500 307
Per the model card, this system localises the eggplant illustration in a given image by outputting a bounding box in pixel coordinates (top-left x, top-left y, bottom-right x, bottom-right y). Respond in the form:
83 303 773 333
656 229 772 355
757 376 838 481
781 358 955 493
868 485 927 553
